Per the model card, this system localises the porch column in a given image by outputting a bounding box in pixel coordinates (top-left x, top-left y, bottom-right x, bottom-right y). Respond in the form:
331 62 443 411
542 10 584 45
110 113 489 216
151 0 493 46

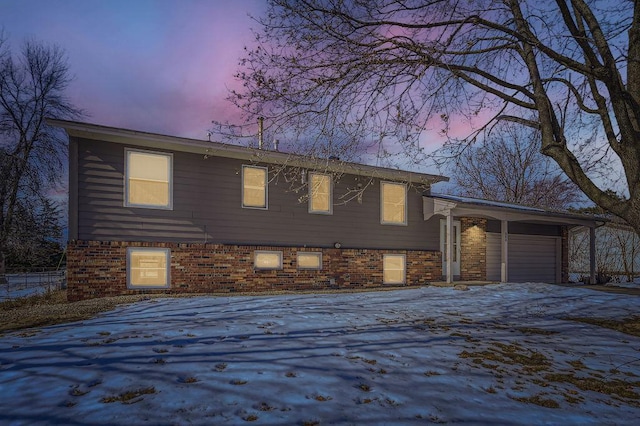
446 211 454 283
589 226 596 284
501 220 509 282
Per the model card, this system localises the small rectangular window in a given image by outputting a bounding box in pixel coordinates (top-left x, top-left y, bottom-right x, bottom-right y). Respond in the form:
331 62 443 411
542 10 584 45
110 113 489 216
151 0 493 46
383 254 406 284
127 248 171 288
297 252 322 269
381 181 407 225
309 173 332 214
243 165 268 209
254 250 282 269
125 149 172 209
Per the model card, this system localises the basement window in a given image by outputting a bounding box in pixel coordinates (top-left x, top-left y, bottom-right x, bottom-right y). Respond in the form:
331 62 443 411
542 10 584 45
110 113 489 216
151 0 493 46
127 248 171 289
254 251 283 270
297 252 322 270
125 149 173 209
383 254 406 285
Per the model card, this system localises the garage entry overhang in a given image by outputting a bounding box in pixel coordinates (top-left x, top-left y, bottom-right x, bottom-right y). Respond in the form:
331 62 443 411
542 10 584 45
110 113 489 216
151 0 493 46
423 194 605 284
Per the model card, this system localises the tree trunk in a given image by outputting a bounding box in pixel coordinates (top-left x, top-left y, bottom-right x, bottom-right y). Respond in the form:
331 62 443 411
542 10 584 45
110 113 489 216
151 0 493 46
0 250 7 285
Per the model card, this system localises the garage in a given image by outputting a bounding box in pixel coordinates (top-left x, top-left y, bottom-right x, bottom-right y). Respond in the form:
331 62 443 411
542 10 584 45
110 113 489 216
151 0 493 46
507 234 561 283
424 194 601 284
486 233 560 283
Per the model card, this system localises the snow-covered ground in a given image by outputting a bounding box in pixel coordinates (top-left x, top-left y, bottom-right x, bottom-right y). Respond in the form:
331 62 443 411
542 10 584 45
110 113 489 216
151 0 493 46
1 283 640 425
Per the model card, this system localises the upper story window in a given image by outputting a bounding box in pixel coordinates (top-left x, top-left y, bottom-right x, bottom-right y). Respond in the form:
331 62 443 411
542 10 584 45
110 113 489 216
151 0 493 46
242 165 268 209
125 149 172 209
308 172 332 214
381 181 407 225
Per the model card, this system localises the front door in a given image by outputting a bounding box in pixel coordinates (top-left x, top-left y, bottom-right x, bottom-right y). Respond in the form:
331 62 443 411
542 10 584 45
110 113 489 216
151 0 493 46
440 219 461 278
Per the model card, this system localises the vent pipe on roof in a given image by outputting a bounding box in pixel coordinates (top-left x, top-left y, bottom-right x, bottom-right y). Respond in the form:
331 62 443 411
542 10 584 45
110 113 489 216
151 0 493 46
274 139 279 151
258 116 264 149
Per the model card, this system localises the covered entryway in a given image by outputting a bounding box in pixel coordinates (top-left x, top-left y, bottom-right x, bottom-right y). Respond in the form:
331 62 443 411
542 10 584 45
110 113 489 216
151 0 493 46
424 195 602 284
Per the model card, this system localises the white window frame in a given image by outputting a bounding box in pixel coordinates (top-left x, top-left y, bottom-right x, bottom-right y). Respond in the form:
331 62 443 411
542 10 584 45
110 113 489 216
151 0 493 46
242 165 268 209
124 148 173 210
383 254 406 285
297 252 323 270
127 247 171 289
254 250 283 270
308 172 333 215
380 181 407 225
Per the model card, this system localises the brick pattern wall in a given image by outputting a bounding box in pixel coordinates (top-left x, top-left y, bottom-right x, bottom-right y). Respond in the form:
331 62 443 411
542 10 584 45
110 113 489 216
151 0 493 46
66 241 442 301
459 217 487 281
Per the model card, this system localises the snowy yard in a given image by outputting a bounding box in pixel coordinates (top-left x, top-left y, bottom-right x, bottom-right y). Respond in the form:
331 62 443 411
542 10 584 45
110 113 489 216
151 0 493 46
1 283 640 425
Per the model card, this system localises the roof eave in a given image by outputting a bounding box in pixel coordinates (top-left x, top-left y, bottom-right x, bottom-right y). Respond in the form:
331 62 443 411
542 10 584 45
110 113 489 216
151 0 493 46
424 195 605 227
48 118 448 185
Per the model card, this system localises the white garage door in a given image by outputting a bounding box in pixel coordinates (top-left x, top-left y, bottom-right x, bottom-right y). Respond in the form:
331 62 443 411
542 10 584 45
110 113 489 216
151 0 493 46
508 234 560 283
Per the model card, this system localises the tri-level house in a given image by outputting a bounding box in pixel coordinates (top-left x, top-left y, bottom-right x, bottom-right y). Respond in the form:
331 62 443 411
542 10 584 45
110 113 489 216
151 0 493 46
49 119 601 301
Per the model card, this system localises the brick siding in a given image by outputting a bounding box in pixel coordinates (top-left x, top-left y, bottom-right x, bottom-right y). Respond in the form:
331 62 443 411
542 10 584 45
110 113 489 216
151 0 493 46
66 240 442 301
459 217 487 281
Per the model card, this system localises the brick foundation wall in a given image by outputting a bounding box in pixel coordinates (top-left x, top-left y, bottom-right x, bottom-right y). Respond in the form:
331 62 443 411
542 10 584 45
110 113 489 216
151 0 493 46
459 217 487 281
66 241 442 301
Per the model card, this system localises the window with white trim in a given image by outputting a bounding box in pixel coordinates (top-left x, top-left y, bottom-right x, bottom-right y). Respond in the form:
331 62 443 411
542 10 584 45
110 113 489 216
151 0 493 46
383 254 406 284
254 251 282 269
308 172 332 214
297 252 322 269
381 181 407 225
127 248 171 288
125 149 172 209
242 165 268 209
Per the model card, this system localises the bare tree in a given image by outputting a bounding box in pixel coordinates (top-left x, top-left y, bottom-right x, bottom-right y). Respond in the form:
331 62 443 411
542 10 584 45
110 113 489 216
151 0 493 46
570 223 640 283
0 34 83 283
450 122 581 210
221 0 640 235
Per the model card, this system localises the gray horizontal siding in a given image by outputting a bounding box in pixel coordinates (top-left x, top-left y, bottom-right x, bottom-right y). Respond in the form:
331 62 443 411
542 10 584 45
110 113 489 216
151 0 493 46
486 220 561 236
75 137 440 250
508 234 560 283
486 232 501 281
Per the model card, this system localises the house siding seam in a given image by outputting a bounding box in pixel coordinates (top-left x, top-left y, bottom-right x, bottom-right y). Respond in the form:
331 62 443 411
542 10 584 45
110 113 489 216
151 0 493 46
561 226 569 283
459 217 487 281
66 240 442 301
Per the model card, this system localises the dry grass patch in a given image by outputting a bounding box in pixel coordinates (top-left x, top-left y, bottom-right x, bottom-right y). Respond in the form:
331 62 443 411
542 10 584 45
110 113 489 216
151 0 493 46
511 393 560 408
0 290 162 334
515 327 559 335
544 373 640 401
569 316 640 337
460 341 551 373
101 387 157 404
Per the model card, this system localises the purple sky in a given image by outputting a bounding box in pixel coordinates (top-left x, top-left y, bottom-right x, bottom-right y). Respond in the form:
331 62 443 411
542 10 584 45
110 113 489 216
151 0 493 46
1 0 265 140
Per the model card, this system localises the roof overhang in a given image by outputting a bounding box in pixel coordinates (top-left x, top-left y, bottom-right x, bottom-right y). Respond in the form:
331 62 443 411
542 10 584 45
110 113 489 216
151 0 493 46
424 194 605 227
48 119 448 186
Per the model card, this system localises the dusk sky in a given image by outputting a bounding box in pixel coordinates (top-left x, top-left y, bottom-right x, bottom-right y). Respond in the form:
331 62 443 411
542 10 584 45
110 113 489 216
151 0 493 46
1 0 266 140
